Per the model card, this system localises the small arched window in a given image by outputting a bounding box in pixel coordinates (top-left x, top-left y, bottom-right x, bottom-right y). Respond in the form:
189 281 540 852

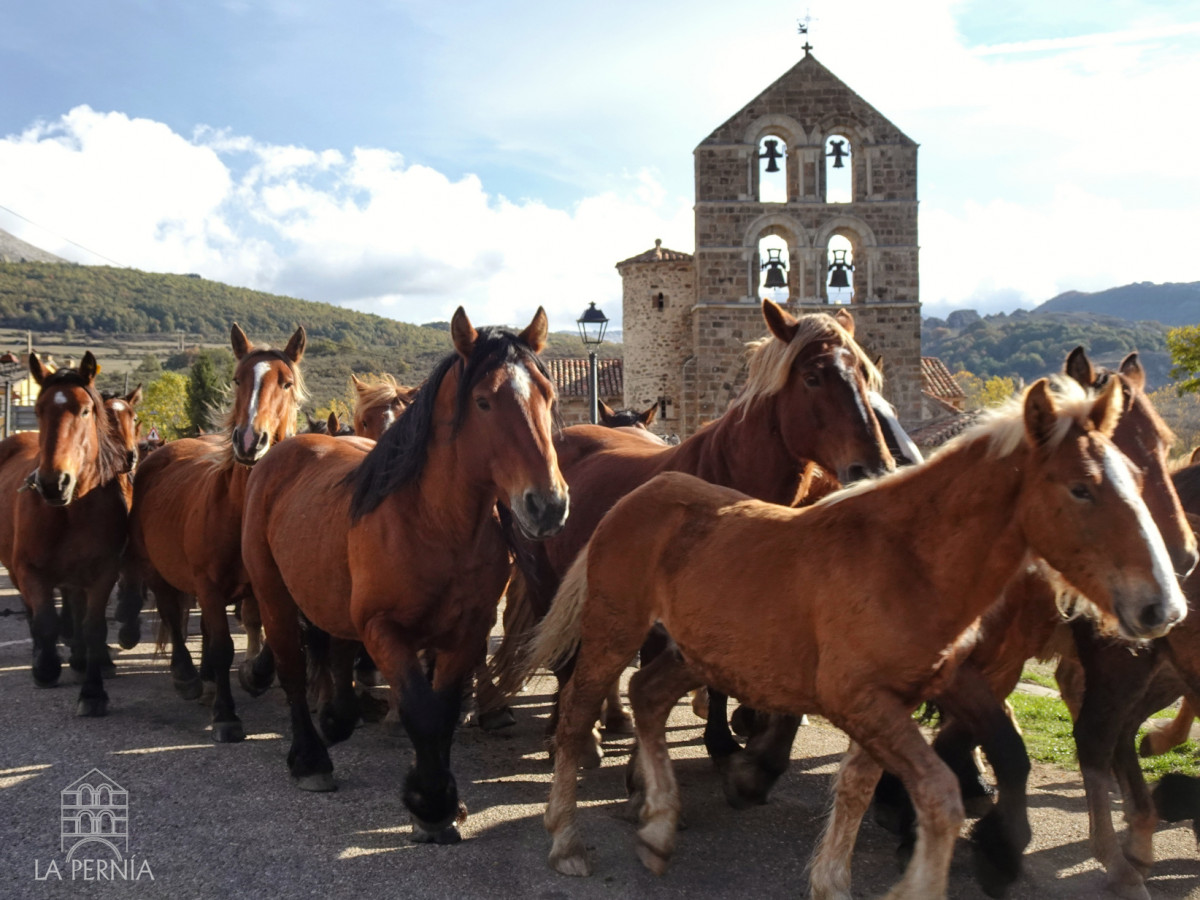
652 291 665 311
824 134 852 203
758 235 790 302
827 235 854 304
757 136 787 203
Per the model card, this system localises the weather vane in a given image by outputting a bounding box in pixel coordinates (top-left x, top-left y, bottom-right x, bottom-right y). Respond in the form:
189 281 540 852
797 9 816 56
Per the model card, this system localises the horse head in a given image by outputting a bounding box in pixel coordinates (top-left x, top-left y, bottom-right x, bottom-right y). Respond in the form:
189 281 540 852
1017 377 1187 640
228 324 306 465
740 300 894 484
29 351 125 506
352 373 417 440
1065 346 1198 579
449 306 569 539
103 384 143 475
598 400 659 431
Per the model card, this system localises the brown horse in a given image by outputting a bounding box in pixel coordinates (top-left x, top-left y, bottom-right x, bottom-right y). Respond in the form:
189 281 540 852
597 400 659 431
526 377 1186 898
127 324 306 742
241 307 568 843
869 348 1198 896
0 353 133 716
490 300 894 770
351 373 418 440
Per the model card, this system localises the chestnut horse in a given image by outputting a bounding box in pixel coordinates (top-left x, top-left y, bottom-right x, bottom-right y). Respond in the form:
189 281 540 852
241 307 568 843
525 377 1186 899
127 324 306 741
0 352 133 716
351 373 417 440
490 300 894 774
871 347 1198 896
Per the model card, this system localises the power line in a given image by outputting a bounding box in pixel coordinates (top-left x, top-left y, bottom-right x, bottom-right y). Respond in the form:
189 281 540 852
0 203 127 267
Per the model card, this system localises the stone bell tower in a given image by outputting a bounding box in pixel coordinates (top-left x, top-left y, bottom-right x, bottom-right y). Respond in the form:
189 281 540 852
621 49 922 437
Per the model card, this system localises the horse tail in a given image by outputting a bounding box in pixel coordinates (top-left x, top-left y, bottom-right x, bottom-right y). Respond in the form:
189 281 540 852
489 567 540 699
521 545 591 680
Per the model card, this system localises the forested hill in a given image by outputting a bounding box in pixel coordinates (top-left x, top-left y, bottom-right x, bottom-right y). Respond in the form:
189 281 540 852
922 309 1173 388
1035 282 1200 327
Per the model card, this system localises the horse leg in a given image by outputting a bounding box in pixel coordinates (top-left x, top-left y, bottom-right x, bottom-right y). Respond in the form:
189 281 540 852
154 584 202 700
933 668 1032 898
23 575 63 687
1113 719 1157 878
703 688 742 761
236 591 276 696
473 662 517 732
812 711 963 900
626 648 703 874
76 573 120 717
63 587 88 674
722 712 801 809
1140 694 1198 757
196 586 244 742
317 637 362 745
601 678 633 734
114 565 146 650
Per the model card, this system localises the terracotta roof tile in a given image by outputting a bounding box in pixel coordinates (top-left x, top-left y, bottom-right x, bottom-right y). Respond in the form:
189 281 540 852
908 408 984 449
616 238 693 267
921 357 966 401
546 357 623 399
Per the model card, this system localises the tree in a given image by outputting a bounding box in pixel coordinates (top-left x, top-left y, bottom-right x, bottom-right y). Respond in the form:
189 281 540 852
952 370 1019 409
142 372 191 440
187 349 234 434
132 353 163 383
1167 325 1200 394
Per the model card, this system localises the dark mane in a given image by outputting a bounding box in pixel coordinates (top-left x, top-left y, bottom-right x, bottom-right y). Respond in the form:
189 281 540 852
39 369 127 485
348 326 554 521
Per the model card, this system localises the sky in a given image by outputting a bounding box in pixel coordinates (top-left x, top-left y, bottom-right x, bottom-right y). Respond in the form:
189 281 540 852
1 0 1199 332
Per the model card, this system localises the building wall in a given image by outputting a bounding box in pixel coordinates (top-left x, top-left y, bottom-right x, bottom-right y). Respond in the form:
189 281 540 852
619 257 694 432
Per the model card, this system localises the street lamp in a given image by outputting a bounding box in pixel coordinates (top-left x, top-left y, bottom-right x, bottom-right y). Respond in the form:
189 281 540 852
577 302 609 425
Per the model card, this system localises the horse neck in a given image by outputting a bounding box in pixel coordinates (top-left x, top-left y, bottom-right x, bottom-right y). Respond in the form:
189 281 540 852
858 438 1033 635
681 399 804 504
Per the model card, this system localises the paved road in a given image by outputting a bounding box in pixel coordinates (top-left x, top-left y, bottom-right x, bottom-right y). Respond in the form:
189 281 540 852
2 574 1200 900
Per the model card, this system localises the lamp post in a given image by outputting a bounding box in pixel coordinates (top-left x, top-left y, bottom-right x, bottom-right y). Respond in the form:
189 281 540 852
576 302 609 425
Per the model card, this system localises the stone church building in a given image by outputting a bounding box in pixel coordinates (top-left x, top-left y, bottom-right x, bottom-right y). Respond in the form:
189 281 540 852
618 51 924 438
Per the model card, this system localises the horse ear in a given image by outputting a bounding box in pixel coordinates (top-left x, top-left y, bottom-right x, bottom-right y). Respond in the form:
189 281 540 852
351 374 367 397
126 384 143 407
1023 379 1059 448
231 323 251 360
1064 346 1094 388
1191 446 1200 467
451 307 477 359
29 352 46 386
519 307 549 354
1119 352 1146 392
1088 377 1122 437
284 326 306 364
78 351 99 385
305 412 318 430
761 299 799 344
598 400 616 424
873 354 884 375
327 411 340 434
833 308 856 337
639 402 659 426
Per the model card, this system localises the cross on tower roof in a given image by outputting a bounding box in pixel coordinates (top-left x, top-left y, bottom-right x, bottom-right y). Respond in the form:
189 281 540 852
802 41 813 56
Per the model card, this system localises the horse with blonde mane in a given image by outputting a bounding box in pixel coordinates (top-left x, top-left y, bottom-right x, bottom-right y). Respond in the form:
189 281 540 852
351 373 418 440
525 377 1186 899
491 299 894 795
127 324 306 741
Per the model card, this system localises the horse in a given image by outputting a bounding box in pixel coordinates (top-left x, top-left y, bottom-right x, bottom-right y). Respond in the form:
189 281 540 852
303 410 354 436
127 324 306 742
597 400 659 431
351 373 418 440
0 352 134 717
490 299 895 792
870 347 1198 897
524 376 1186 899
240 306 568 844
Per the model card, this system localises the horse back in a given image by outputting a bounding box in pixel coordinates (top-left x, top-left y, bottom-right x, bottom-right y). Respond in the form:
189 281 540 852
0 433 41 574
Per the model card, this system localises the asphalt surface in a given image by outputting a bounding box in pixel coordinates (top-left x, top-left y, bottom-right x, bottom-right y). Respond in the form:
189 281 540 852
2 572 1200 900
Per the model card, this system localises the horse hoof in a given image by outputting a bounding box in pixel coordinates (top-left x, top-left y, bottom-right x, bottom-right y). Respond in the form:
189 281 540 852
970 814 1021 898
117 621 141 650
549 849 591 877
636 838 671 876
604 711 635 735
294 772 337 792
1105 875 1151 900
212 720 246 743
173 674 203 701
237 659 272 697
581 731 604 770
730 704 755 737
478 706 517 732
410 823 462 845
721 754 772 809
76 696 108 717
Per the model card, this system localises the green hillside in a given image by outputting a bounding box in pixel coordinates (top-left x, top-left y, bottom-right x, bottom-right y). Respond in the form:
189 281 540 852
1035 281 1200 327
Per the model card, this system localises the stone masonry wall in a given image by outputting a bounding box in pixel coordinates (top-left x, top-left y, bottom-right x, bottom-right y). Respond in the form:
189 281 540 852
619 258 694 433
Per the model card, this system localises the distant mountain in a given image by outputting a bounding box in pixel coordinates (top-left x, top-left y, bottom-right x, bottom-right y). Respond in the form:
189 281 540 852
1035 281 1200 327
0 227 67 264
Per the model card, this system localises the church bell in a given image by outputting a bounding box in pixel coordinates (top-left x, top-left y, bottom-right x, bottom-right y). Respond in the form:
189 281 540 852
759 139 783 174
826 139 850 169
828 249 853 289
762 249 787 289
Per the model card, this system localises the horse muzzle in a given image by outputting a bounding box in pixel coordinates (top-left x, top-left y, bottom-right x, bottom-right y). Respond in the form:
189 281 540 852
1114 583 1188 641
511 488 570 540
231 426 271 465
36 470 76 507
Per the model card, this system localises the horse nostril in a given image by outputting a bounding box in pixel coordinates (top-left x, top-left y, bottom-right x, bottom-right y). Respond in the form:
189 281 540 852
524 491 543 519
1139 603 1166 631
1173 545 1199 580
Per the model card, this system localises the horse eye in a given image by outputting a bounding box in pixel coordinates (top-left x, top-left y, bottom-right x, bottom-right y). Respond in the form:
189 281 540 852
475 397 491 411
1069 484 1094 503
804 374 821 388
81 407 91 417
283 382 294 391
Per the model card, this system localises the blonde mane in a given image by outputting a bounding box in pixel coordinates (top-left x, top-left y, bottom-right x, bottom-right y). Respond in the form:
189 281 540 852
727 313 883 418
353 373 415 410
206 346 308 470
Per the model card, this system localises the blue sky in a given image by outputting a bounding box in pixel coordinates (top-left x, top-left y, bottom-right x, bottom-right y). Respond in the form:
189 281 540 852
2 0 1199 331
